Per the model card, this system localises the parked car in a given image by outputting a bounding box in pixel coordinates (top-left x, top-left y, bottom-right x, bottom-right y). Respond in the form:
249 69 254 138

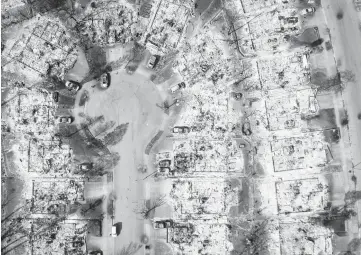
159 159 171 168
239 143 246 148
111 225 118 237
147 55 158 69
52 92 59 102
232 92 243 100
100 72 110 88
65 81 80 92
79 163 93 171
301 7 316 15
284 119 296 129
88 251 102 255
72 241 84 247
191 125 202 132
242 122 252 136
159 167 171 173
153 220 173 229
170 82 186 93
291 55 301 63
172 126 190 133
285 17 298 24
289 27 299 32
301 53 310 69
145 244 151 255
59 116 73 124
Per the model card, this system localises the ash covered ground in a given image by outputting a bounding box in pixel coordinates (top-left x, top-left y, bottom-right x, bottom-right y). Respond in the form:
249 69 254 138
2 0 361 255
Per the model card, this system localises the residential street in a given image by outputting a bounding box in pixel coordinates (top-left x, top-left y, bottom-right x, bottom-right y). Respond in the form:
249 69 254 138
82 67 165 254
322 0 361 237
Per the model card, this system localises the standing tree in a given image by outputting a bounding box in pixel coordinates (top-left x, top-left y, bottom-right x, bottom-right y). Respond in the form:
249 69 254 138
312 70 355 95
229 218 270 255
135 195 166 219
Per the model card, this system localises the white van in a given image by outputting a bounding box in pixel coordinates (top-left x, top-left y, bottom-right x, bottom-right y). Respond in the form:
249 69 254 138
111 225 118 237
302 53 310 70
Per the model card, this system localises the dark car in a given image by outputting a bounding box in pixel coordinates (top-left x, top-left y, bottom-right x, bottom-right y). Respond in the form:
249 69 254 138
178 82 186 89
289 27 299 31
72 241 84 247
159 159 171 168
88 251 103 255
242 122 252 136
52 92 59 102
191 125 203 132
159 167 171 173
286 17 298 24
153 220 173 229
284 119 296 129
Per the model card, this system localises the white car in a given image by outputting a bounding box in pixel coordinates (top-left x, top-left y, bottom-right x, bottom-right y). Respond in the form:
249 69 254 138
59 116 73 124
301 7 316 15
100 73 110 88
147 55 158 69
65 81 80 92
170 82 186 93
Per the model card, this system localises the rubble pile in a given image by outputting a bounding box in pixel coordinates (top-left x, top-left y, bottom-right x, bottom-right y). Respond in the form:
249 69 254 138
276 178 329 213
31 180 85 214
144 0 191 55
5 17 78 79
279 221 333 254
4 87 57 136
77 3 141 46
169 179 239 217
30 219 100 255
177 223 233 254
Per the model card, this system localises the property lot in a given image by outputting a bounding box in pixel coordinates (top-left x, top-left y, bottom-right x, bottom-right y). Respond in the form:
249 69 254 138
31 179 85 214
257 52 310 91
30 219 101 255
28 139 73 174
276 178 329 214
279 221 333 254
146 0 190 54
270 132 327 171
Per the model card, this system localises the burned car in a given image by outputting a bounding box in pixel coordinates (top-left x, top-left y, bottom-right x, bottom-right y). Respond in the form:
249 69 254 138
172 126 190 134
159 159 171 168
153 219 173 229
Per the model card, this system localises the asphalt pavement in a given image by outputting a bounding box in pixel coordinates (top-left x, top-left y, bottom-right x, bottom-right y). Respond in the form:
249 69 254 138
321 0 361 239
